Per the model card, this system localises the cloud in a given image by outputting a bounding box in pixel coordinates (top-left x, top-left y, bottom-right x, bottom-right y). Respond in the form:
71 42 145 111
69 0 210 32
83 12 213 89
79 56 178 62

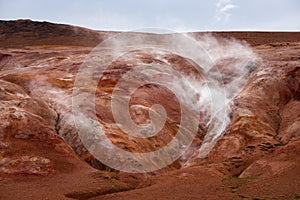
215 0 239 22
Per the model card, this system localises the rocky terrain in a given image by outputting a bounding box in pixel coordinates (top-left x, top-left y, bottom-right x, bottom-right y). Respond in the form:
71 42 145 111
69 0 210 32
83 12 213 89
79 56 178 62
0 20 299 199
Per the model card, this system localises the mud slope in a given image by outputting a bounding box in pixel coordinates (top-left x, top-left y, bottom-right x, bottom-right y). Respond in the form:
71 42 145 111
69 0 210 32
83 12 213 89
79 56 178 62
0 20 299 199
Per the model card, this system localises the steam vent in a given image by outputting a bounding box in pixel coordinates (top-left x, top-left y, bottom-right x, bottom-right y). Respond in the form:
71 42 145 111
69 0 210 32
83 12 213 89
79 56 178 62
0 20 300 199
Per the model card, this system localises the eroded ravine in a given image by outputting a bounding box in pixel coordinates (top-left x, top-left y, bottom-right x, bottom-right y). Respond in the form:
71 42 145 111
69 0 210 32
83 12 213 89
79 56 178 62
0 20 300 199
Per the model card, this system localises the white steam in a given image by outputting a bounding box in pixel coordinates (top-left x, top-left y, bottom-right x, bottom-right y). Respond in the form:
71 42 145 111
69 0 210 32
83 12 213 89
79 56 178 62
187 34 257 160
24 32 257 172
156 34 257 160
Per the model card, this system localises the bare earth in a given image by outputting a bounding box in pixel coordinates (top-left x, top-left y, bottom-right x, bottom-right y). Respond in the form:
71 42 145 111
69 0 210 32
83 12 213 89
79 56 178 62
0 20 299 200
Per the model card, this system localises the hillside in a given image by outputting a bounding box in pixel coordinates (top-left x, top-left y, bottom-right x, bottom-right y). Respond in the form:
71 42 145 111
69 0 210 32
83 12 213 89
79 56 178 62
0 20 299 199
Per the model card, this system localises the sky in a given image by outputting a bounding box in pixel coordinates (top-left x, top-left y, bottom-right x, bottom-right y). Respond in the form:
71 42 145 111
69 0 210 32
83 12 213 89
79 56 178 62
0 0 299 32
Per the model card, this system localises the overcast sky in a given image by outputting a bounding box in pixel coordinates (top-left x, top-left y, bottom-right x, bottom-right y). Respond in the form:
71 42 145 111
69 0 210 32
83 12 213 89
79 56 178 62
0 0 299 31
